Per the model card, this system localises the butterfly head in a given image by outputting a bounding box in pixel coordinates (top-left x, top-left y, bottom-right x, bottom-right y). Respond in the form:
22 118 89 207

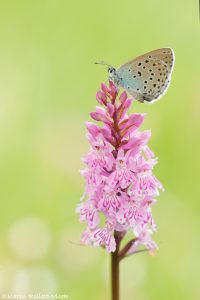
108 66 120 85
94 61 120 85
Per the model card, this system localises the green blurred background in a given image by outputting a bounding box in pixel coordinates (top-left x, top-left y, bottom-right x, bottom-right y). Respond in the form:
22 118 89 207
0 0 199 299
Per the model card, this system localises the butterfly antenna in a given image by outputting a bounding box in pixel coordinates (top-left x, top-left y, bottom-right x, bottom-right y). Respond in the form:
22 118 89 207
94 61 112 68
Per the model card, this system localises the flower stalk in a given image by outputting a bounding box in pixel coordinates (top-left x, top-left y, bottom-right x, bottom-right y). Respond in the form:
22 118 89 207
111 231 120 300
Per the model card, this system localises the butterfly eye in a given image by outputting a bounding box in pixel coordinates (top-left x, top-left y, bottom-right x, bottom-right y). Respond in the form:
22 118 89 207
108 67 115 74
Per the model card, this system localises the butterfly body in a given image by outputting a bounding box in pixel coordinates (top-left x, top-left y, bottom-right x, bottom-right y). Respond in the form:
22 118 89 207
108 48 175 103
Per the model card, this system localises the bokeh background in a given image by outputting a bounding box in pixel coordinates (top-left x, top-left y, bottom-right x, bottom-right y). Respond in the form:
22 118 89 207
0 1 199 299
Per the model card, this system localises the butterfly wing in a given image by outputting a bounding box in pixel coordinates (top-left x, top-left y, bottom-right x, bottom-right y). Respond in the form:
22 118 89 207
117 48 175 102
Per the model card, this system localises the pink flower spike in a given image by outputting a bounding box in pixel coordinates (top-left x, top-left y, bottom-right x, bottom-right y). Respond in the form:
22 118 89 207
96 91 107 105
77 81 164 255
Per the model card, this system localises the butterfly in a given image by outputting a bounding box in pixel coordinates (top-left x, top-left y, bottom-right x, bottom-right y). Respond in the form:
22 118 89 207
96 48 175 103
